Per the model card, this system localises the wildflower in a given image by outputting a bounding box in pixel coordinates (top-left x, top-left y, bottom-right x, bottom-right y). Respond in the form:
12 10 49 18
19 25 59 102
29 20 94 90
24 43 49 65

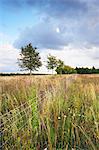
58 116 61 120
64 115 66 118
73 113 75 117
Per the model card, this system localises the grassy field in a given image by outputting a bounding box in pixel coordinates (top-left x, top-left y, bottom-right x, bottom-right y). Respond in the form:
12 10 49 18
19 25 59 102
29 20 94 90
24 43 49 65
0 75 99 150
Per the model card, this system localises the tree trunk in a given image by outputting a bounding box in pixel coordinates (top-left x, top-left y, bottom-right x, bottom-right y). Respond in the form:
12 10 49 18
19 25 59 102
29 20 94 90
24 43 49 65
52 69 53 75
30 70 32 76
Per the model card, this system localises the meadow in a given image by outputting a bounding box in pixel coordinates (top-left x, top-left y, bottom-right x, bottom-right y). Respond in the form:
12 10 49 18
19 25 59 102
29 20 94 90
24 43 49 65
0 75 99 150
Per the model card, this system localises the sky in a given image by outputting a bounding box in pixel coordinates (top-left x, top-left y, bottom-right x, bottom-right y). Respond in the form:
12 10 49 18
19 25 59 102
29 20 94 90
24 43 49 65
0 0 99 73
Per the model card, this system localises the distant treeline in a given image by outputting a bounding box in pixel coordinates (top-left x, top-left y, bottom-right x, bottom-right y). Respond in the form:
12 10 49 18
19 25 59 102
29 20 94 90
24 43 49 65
0 73 50 76
75 67 99 74
56 66 99 74
0 67 99 76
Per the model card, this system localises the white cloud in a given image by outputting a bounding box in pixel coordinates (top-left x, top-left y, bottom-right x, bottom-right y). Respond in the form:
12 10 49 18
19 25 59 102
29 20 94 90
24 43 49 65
0 42 99 73
40 46 99 69
0 43 20 72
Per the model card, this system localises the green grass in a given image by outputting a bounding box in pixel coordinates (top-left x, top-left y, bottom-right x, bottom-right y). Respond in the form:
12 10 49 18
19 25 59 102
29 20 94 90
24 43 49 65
0 75 99 149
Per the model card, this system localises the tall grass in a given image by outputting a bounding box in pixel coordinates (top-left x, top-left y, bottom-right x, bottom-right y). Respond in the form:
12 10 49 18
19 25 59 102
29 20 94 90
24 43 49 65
0 75 99 149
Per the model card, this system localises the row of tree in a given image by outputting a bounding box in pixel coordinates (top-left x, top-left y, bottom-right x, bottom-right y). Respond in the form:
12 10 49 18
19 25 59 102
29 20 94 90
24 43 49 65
18 43 99 75
75 67 99 74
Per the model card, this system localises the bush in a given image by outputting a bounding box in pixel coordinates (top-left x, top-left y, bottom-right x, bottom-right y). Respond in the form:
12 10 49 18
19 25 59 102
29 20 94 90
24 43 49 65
56 65 77 74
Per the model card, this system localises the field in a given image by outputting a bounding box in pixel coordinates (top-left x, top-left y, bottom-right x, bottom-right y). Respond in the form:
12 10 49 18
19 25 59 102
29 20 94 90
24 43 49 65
0 75 99 150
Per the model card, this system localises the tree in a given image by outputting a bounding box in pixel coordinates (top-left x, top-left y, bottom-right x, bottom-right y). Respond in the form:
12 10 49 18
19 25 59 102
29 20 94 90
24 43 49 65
56 65 77 74
46 54 58 74
75 66 99 74
57 59 64 67
18 43 42 75
55 59 64 74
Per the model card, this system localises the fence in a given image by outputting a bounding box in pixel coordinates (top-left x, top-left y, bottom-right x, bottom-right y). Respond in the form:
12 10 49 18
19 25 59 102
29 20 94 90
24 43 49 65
0 75 79 150
0 92 48 150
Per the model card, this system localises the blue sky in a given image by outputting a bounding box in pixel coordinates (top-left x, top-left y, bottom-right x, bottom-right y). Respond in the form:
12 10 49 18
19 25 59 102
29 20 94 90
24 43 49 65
0 0 99 73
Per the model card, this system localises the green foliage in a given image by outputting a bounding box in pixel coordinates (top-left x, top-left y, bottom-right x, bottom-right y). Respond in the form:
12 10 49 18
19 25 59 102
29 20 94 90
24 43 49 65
46 55 58 73
56 65 99 74
76 66 99 74
18 43 42 74
56 65 77 74
57 59 64 67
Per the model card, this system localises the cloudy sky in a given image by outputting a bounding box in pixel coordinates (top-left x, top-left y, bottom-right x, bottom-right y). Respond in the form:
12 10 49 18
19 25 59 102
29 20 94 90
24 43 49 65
0 0 99 73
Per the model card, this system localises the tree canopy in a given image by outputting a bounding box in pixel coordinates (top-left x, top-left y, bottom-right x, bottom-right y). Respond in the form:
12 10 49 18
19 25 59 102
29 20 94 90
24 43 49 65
18 43 42 75
56 65 77 74
46 55 58 74
75 67 99 74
